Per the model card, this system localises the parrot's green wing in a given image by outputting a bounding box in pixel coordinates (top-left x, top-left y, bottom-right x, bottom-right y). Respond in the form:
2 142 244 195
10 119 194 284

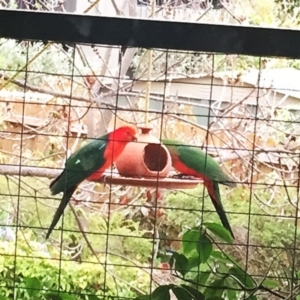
51 136 108 194
163 139 236 238
162 139 236 186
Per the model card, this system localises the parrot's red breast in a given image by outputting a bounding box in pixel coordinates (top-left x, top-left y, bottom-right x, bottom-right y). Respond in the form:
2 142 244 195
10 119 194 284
87 126 137 181
174 160 205 180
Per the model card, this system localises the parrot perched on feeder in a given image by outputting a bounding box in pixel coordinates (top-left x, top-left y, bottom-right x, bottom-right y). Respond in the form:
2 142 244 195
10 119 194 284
162 139 236 239
46 126 137 239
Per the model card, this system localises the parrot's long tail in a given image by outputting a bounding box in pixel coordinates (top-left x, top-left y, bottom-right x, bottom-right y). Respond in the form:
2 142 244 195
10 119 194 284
205 180 235 239
221 180 237 188
46 186 77 239
50 171 65 195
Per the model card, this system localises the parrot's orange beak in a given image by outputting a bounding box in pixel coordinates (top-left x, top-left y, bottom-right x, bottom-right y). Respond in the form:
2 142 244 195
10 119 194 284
131 136 138 142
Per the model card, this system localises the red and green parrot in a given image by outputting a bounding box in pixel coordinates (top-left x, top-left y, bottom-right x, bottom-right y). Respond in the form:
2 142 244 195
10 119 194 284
162 139 236 239
46 126 137 239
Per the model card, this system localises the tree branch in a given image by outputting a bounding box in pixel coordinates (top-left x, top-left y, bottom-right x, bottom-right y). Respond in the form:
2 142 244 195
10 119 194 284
0 165 59 178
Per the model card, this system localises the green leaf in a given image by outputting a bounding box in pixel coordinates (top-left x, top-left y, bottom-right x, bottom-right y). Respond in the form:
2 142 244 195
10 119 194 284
247 296 257 300
172 287 193 300
210 250 242 268
206 297 225 300
187 254 201 271
0 296 9 300
170 253 189 277
60 294 77 300
180 285 205 300
203 222 232 244
204 278 225 298
182 230 200 256
25 277 42 297
151 285 172 300
198 233 213 263
88 296 102 300
210 251 229 262
135 295 150 300
224 278 237 300
195 271 211 286
262 278 279 288
226 288 237 300
228 267 255 288
45 293 77 300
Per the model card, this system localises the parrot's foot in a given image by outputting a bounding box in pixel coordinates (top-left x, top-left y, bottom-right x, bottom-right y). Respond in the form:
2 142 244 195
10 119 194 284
172 174 196 180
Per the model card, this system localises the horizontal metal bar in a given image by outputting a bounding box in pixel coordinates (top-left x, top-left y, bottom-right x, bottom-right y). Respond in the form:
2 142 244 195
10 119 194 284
0 9 300 58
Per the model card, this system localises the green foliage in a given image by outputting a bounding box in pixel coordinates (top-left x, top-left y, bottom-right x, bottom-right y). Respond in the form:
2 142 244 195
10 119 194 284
137 284 206 300
165 185 238 233
0 169 153 298
225 185 300 249
159 183 300 298
203 223 232 244
0 169 152 261
77 211 153 262
165 183 300 250
182 230 201 256
0 39 74 85
165 186 204 228
0 234 151 300
275 0 300 14
139 226 266 300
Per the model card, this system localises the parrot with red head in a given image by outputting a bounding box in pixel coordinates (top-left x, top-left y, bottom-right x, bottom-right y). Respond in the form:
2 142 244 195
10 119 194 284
46 126 137 239
162 139 236 239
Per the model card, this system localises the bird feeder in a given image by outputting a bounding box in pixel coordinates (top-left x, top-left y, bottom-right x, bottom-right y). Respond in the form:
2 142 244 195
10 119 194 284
115 127 172 179
107 126 203 190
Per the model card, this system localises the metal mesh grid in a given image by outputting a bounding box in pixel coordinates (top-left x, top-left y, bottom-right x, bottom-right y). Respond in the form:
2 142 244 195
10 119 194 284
0 8 300 300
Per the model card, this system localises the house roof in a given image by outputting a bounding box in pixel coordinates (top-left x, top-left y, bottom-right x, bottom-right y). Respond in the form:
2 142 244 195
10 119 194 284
149 67 300 100
241 68 300 99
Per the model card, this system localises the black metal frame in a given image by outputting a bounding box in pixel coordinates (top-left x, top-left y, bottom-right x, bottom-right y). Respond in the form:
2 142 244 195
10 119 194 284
0 9 300 59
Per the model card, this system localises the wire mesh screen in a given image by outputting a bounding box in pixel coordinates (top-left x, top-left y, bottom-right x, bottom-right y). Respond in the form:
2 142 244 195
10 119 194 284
1 18 300 300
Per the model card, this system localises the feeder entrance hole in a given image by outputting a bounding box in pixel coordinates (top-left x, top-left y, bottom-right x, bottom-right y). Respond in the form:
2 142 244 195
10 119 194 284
143 143 169 172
